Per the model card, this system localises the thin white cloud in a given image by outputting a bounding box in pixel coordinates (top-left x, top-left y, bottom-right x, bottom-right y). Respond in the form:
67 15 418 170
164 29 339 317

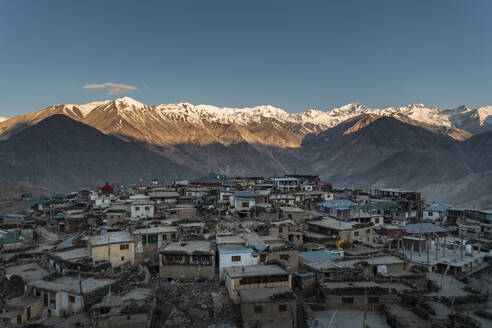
83 82 138 95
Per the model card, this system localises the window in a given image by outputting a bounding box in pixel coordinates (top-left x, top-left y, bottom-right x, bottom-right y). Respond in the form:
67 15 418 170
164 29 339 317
142 234 158 244
145 206 150 211
69 295 75 304
165 254 183 262
135 206 140 211
428 211 433 216
375 218 379 223
192 255 211 264
342 297 354 304
279 304 287 312
121 256 125 261
354 231 359 237
368 297 379 304
242 201 249 208
171 234 176 240
120 244 129 250
254 306 263 313
49 292 57 309
231 255 241 262
280 254 290 261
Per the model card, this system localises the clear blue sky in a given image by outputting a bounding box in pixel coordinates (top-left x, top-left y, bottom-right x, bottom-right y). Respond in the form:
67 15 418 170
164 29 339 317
1 0 491 117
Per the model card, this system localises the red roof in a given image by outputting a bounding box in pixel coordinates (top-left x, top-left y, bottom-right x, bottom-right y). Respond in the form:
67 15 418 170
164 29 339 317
100 182 114 191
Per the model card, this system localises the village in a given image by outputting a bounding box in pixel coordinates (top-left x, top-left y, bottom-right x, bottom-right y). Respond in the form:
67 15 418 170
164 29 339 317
1 175 492 328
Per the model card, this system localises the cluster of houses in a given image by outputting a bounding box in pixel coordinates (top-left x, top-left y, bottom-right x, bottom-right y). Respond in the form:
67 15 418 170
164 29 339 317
1 175 492 327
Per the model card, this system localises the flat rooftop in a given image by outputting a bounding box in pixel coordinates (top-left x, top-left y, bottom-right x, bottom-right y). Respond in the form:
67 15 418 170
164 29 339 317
216 235 245 245
239 286 292 303
29 277 114 294
309 218 354 230
399 242 490 267
224 265 287 278
218 246 253 254
54 247 90 260
5 263 49 283
133 226 178 234
321 281 413 292
306 255 405 271
89 230 133 246
161 240 214 254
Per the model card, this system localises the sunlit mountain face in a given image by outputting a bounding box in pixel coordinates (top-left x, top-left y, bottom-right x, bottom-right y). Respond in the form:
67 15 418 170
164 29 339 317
1 97 491 146
1 97 491 207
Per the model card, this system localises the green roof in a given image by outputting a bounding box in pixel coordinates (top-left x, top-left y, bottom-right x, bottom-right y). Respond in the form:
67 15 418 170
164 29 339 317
361 201 399 210
0 230 21 246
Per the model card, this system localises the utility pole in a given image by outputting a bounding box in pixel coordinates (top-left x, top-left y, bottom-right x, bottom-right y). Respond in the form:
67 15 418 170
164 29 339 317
363 286 367 328
426 235 430 265
460 230 463 261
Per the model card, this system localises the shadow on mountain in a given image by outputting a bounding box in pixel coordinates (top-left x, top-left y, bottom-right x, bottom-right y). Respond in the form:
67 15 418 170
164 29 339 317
0 114 491 208
0 115 198 192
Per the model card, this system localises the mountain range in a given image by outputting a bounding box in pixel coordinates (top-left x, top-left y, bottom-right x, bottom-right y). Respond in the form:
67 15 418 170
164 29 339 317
0 97 491 208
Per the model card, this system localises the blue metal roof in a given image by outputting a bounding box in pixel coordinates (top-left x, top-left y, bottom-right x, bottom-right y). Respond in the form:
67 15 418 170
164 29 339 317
406 223 448 234
218 247 253 254
424 204 449 212
246 239 268 253
271 177 300 182
1 213 25 218
319 199 357 208
234 191 254 197
299 250 343 263
57 236 76 247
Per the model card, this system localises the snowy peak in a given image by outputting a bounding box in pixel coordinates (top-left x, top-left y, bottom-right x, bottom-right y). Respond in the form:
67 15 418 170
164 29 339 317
113 96 147 109
1 98 492 146
475 106 492 125
0 116 6 122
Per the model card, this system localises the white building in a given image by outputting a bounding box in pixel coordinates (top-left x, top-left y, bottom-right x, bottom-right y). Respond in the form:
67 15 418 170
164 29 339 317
130 200 154 218
423 204 449 222
234 194 256 211
219 189 235 204
29 277 114 317
218 247 259 279
271 177 300 191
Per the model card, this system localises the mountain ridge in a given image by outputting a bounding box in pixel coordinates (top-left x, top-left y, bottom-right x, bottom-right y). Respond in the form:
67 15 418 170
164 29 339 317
0 113 491 208
1 97 490 146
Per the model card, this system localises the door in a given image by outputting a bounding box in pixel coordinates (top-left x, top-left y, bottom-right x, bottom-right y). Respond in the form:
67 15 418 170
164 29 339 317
27 307 31 321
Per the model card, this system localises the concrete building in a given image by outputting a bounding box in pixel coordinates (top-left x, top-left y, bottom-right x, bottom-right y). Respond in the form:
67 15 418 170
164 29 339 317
130 200 154 219
0 294 44 325
223 265 291 303
271 177 301 191
320 281 411 311
218 246 259 279
234 192 256 211
133 226 179 262
399 236 489 278
28 277 114 317
307 218 374 244
423 204 449 222
88 231 135 267
239 286 297 328
159 240 216 280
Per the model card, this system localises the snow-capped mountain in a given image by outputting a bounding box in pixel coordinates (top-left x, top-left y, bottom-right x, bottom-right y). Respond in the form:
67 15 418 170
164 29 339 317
0 116 6 123
1 97 491 146
1 99 491 208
